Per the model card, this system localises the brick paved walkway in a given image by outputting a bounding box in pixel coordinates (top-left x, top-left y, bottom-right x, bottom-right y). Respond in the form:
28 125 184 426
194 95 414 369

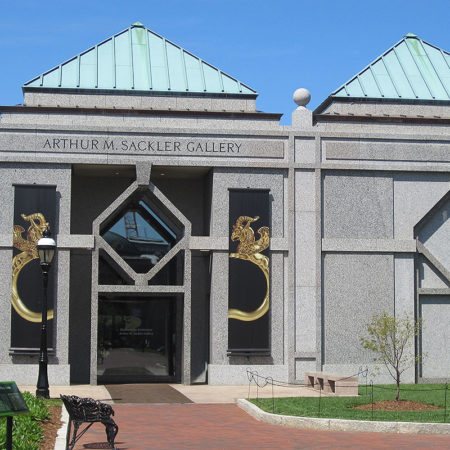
73 403 450 449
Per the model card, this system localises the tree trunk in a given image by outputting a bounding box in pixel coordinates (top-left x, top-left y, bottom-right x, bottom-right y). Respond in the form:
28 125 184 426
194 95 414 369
396 373 400 401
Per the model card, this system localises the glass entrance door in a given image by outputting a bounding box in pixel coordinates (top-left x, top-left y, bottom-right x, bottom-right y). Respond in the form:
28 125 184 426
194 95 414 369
97 296 179 383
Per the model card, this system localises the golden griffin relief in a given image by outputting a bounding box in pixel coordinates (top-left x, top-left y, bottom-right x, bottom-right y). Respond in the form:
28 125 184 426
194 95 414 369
12 213 54 322
229 215 270 321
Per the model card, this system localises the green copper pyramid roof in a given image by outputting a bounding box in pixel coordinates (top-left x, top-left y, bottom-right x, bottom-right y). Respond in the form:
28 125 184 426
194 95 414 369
331 33 450 101
23 22 257 96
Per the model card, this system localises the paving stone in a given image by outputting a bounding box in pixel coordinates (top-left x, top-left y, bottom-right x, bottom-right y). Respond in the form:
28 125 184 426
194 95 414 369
72 404 450 449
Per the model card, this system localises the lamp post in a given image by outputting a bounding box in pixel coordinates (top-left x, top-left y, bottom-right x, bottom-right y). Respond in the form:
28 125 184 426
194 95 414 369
36 228 56 399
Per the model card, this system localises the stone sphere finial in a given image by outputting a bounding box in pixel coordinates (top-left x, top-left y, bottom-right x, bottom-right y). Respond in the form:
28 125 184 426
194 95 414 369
293 88 311 109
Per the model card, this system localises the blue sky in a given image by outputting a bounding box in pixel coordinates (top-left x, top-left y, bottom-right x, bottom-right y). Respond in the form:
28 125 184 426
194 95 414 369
0 0 448 124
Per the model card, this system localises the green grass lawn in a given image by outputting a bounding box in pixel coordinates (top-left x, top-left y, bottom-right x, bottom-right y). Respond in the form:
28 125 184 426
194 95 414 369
250 384 450 423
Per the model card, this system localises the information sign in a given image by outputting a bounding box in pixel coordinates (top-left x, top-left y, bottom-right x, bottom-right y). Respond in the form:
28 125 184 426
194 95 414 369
0 382 29 417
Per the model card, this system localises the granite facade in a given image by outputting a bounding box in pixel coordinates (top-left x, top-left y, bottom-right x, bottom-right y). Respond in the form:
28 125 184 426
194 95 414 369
0 164 71 384
0 78 448 387
420 295 450 380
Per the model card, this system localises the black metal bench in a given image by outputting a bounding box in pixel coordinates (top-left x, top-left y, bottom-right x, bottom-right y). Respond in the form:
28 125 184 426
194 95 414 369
60 394 118 450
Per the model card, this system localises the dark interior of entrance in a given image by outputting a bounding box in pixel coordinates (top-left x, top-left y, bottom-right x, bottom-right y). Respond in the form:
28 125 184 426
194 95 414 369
69 164 212 384
98 295 180 384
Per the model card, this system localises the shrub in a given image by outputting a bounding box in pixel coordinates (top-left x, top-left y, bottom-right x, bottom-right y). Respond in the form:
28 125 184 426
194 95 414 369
0 391 49 449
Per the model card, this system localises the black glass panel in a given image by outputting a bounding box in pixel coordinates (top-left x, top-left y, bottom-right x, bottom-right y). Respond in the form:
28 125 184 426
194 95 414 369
101 201 178 274
98 297 176 383
98 251 132 285
148 252 184 286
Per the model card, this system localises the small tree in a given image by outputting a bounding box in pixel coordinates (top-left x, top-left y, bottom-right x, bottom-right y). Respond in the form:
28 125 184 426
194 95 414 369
360 313 423 401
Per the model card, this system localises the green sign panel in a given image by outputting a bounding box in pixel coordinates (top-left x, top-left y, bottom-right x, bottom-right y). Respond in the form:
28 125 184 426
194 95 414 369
0 382 29 417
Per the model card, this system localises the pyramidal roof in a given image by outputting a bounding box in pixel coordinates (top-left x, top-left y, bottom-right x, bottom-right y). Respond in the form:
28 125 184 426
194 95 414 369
331 33 450 102
23 22 257 96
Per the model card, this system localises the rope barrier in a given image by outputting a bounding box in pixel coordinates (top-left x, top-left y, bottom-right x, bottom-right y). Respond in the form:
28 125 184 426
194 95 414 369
246 368 369 388
246 368 449 422
247 368 449 393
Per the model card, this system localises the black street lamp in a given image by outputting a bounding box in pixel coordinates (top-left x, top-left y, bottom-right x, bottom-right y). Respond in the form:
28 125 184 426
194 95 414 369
36 228 56 399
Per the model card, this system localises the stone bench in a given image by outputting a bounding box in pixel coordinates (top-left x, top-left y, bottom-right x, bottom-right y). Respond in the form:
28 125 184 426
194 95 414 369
305 371 358 396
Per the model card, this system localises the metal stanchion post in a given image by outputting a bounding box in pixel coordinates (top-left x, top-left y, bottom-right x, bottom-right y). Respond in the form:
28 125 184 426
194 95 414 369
371 382 374 421
318 381 322 417
270 378 274 413
444 383 448 423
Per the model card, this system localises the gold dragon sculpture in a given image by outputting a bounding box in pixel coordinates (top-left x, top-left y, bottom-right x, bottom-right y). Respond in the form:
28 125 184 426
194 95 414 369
12 213 54 322
229 215 270 321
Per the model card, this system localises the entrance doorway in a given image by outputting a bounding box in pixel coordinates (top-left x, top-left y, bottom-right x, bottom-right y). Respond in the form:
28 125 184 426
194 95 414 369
97 296 180 383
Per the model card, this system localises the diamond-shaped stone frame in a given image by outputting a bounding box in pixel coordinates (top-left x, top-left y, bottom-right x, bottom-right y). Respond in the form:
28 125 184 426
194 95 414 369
94 179 191 286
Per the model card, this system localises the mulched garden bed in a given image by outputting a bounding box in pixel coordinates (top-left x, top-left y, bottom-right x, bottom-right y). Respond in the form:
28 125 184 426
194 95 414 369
40 405 62 450
355 400 442 411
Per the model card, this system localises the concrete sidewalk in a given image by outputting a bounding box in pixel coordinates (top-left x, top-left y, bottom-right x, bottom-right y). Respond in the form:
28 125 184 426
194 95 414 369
19 384 112 401
18 383 325 403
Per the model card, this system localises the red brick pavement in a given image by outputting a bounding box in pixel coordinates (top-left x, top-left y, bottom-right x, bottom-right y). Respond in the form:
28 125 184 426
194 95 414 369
73 403 450 449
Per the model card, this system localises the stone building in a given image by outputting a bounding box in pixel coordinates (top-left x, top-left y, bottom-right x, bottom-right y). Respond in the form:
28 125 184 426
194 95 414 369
0 23 448 385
